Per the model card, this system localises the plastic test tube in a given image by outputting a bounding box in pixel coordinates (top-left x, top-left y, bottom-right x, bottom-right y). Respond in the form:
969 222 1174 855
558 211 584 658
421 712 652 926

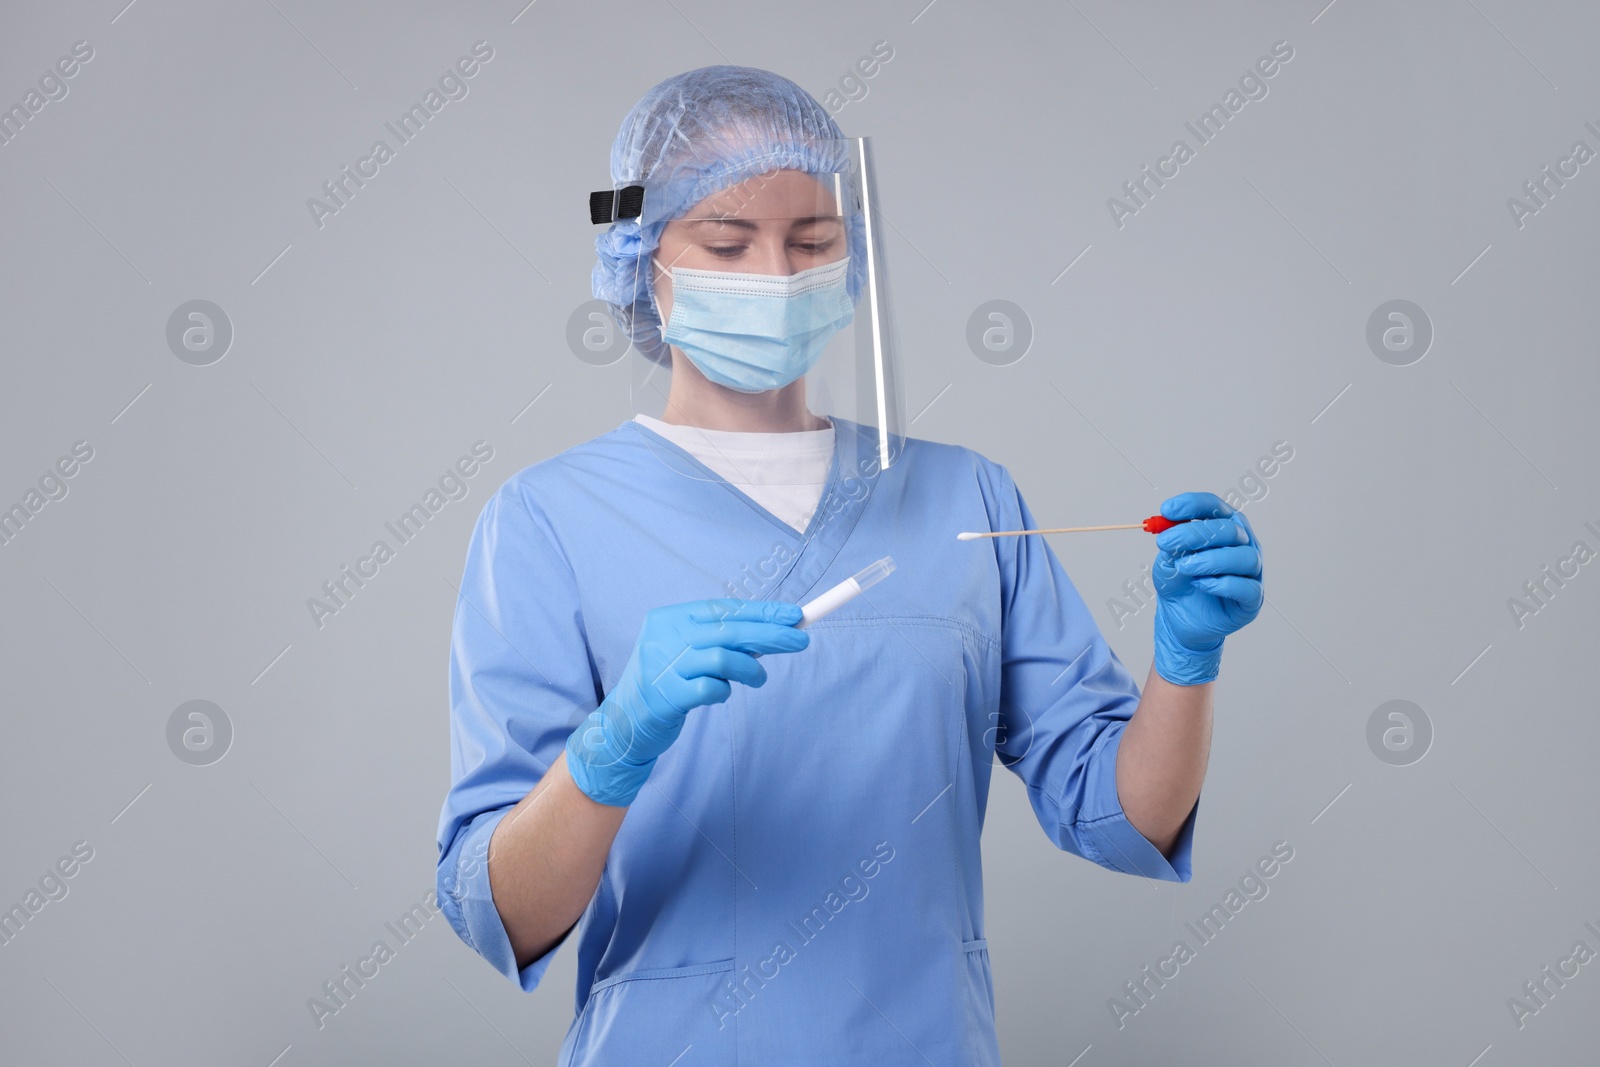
798 556 896 629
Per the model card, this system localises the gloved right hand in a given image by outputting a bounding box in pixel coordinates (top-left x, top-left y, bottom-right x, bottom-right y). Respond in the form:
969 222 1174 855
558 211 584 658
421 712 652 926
564 598 809 806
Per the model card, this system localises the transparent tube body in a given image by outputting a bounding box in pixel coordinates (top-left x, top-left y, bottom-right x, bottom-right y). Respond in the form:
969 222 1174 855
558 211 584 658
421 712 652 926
797 556 896 629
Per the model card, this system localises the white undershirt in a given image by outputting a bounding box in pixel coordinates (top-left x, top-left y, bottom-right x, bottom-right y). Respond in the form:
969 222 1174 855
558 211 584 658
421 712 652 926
633 413 834 533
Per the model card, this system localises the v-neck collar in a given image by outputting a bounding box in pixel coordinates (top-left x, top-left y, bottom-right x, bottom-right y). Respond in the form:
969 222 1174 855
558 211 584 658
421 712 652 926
623 416 836 538
622 416 881 603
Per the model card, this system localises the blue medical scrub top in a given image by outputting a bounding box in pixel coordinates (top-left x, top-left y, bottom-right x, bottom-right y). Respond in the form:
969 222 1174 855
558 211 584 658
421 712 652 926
436 417 1196 1065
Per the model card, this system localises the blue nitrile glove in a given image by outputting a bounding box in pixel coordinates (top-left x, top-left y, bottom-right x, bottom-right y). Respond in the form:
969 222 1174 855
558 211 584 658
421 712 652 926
565 599 809 806
1151 492 1264 685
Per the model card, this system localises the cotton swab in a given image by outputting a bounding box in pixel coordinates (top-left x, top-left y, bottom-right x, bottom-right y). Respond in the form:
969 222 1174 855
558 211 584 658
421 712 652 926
956 515 1188 541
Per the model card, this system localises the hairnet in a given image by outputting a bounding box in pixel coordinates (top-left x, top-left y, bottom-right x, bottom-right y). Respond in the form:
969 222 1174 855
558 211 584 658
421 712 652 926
592 65 866 366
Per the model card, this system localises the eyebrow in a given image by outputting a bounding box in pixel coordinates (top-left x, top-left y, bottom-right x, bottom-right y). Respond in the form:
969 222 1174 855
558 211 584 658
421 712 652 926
682 215 841 230
683 217 757 230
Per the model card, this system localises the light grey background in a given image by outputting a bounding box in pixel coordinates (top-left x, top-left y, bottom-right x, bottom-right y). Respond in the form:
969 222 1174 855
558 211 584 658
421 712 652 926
2 0 1596 1063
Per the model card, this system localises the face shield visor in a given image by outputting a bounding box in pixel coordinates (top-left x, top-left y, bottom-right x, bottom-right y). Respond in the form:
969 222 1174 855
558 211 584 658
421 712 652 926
589 136 906 477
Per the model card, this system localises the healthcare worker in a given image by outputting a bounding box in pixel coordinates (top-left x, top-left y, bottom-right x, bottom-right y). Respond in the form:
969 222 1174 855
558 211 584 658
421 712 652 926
436 66 1263 1065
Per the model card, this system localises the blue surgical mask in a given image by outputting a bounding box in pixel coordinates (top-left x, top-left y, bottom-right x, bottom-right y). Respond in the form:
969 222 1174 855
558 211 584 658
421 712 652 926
658 257 854 393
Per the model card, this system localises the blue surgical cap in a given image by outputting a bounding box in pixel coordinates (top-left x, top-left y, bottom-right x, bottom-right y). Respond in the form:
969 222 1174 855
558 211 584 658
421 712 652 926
592 65 866 366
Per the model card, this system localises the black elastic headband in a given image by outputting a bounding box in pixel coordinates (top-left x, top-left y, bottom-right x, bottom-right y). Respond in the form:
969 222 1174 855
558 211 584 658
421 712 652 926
588 185 645 225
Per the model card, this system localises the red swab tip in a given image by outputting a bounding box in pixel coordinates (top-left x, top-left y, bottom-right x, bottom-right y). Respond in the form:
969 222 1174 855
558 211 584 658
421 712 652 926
1142 514 1184 534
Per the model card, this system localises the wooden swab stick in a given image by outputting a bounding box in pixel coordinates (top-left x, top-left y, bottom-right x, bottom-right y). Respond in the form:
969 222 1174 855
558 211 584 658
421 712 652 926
957 515 1185 541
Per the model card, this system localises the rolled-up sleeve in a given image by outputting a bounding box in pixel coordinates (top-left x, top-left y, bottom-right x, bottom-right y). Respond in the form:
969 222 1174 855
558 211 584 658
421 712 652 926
982 461 1195 883
435 477 601 989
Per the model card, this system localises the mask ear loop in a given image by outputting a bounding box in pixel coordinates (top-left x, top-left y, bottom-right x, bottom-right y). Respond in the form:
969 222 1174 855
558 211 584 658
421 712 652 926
647 254 672 323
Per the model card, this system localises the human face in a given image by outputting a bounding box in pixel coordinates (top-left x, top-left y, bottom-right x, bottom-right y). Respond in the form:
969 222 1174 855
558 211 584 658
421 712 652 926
651 169 846 325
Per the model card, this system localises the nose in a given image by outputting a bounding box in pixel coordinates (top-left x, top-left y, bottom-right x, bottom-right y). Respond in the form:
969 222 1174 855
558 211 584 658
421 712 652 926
745 235 803 277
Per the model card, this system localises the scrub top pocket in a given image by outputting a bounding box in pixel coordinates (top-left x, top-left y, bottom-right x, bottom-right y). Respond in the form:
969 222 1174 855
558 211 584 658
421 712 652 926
565 960 740 1066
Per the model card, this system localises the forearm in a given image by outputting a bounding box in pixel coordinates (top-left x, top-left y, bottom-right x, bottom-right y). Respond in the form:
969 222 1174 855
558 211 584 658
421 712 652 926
487 750 627 970
1114 664 1213 856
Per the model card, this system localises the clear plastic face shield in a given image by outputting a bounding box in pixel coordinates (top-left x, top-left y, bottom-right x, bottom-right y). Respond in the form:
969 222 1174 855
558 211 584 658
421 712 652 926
589 136 906 478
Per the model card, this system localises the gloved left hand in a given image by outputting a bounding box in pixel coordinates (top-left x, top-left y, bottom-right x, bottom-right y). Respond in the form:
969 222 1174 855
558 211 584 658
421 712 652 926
1151 492 1264 685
